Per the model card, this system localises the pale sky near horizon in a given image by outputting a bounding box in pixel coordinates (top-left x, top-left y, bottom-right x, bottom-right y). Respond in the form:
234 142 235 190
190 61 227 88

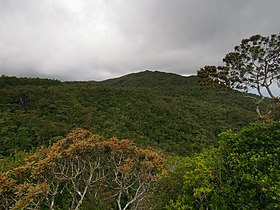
0 0 279 82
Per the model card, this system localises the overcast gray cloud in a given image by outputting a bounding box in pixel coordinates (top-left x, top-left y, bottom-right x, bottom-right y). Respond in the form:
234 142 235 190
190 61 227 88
0 0 279 81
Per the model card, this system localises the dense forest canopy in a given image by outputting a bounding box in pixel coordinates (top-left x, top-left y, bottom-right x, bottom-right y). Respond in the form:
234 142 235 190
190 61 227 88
0 71 261 156
0 55 279 209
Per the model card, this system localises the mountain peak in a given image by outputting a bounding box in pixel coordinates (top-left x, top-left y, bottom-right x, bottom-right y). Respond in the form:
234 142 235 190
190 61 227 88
100 70 196 88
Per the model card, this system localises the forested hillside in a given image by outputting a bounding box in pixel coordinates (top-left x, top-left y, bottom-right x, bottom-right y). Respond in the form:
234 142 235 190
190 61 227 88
0 71 262 156
0 71 278 209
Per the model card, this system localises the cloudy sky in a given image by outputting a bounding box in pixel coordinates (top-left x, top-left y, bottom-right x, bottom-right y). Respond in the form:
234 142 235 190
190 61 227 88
0 0 279 81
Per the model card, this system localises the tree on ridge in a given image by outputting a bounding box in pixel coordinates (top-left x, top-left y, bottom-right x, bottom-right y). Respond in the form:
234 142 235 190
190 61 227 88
198 34 280 119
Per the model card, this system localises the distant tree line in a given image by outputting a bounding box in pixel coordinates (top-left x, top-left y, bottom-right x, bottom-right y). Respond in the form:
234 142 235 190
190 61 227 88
0 75 61 87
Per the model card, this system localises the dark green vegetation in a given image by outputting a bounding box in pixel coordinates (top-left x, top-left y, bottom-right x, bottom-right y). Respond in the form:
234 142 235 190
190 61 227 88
0 71 260 156
2 33 279 209
0 70 279 209
163 122 280 210
1 121 279 209
198 34 280 120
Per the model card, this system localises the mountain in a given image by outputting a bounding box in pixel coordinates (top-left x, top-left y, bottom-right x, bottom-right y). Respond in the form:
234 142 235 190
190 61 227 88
100 70 190 87
99 70 202 96
0 71 264 156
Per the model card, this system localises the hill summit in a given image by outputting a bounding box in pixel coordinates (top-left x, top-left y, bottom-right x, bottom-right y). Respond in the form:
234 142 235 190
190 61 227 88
100 70 192 87
0 70 259 156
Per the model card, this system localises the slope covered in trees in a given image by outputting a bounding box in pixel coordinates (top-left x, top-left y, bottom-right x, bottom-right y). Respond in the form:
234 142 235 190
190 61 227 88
0 72 278 209
163 122 280 210
1 33 279 209
1 121 279 209
0 71 265 156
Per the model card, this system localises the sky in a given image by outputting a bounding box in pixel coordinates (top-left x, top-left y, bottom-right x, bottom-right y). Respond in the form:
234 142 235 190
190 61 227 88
0 0 279 81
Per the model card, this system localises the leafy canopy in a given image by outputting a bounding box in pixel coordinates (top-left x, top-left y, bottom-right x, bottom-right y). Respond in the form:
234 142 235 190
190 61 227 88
198 34 280 119
166 122 280 210
0 129 165 210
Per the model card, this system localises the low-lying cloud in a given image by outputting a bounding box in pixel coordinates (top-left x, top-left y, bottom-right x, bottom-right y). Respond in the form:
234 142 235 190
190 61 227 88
0 0 279 81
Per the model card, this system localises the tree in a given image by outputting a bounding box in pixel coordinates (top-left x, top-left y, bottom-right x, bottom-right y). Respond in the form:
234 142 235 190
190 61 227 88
166 149 224 210
0 129 165 209
218 122 280 209
104 138 165 210
198 34 280 119
166 122 280 210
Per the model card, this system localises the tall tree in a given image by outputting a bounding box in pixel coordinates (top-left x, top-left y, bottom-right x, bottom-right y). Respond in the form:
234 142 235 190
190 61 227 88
166 122 280 210
198 34 280 119
0 129 164 210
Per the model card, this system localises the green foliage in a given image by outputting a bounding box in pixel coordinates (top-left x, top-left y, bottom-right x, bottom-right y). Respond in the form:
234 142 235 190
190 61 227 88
165 122 280 209
0 150 30 172
0 73 279 209
219 122 280 209
197 34 280 119
198 34 280 94
0 75 61 87
0 72 258 156
145 156 187 209
166 149 223 210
